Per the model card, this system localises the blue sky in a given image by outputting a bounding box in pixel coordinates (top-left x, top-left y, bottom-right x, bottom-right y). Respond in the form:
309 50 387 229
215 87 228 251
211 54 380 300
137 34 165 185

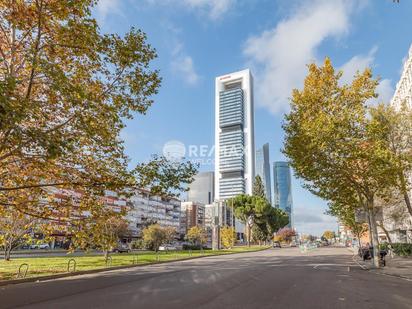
94 0 412 236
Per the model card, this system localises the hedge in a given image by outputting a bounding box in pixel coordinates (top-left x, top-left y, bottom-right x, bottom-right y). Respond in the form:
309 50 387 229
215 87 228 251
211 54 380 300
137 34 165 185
379 243 412 256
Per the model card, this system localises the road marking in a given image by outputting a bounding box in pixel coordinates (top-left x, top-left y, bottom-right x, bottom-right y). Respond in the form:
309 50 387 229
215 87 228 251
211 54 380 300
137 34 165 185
312 263 357 269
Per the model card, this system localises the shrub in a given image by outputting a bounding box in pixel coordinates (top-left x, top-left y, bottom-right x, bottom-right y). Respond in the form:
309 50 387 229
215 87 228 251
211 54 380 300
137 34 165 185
182 244 203 250
131 239 145 249
391 243 412 256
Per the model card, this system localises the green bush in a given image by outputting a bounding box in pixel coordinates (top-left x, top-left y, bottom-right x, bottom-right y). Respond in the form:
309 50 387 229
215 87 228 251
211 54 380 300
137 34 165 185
392 243 412 256
131 239 145 249
379 243 390 251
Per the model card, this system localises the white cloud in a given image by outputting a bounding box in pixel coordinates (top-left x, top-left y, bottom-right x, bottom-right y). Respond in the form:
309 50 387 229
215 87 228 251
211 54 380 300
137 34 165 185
340 47 394 104
375 79 394 104
171 56 199 85
243 0 365 114
145 0 235 20
293 205 337 236
184 0 235 19
339 47 377 84
96 0 122 21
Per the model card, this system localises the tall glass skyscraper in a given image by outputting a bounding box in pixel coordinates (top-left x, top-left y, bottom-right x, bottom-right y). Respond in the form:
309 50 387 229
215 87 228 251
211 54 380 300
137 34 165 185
255 143 271 203
273 162 293 227
215 69 255 200
215 69 255 238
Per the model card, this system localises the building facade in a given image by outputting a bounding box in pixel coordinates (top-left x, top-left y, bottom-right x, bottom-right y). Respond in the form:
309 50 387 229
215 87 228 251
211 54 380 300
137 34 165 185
391 44 412 109
255 143 272 203
273 162 293 228
215 69 255 200
385 43 412 243
180 201 205 235
128 189 181 237
187 171 215 205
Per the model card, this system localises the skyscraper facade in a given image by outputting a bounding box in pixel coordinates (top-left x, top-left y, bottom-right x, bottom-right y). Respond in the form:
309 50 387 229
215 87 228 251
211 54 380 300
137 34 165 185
255 143 272 203
391 43 412 110
187 171 215 204
215 69 255 200
273 162 293 228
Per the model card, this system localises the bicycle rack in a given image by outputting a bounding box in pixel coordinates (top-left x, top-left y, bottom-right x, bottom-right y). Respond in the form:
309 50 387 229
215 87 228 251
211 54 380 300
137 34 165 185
67 259 76 273
17 263 29 279
106 256 112 267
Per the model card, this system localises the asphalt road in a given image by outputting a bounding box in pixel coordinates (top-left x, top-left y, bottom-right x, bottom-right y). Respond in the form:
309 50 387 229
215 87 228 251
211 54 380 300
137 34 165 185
1 247 411 309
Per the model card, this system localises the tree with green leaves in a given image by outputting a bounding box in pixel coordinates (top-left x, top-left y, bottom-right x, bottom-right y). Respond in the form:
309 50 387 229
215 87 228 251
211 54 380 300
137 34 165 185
283 58 393 267
230 194 289 246
0 0 197 243
369 103 412 217
251 224 267 245
253 175 266 200
327 202 368 247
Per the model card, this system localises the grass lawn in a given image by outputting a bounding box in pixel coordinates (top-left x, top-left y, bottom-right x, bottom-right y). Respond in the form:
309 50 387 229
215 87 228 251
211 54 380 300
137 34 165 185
0 245 269 281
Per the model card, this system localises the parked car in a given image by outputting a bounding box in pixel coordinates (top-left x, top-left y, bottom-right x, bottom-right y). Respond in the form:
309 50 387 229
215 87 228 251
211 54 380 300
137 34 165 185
112 243 130 253
30 243 50 249
273 241 281 248
159 244 177 251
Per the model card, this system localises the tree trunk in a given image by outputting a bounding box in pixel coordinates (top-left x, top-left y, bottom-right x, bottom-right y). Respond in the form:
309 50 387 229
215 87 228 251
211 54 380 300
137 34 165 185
104 250 109 262
399 171 412 217
403 191 412 218
247 224 251 247
378 221 392 244
356 233 361 248
367 206 380 268
4 247 11 261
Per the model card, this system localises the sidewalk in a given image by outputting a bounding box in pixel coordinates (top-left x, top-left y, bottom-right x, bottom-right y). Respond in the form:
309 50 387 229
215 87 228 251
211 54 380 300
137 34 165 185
352 250 412 280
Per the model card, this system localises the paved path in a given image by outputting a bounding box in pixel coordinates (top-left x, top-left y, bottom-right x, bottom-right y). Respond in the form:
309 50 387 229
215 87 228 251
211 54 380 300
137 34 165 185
1 247 411 309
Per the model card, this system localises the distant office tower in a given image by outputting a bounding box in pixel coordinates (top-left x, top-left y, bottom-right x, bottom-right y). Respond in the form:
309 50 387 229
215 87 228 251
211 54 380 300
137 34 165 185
215 69 255 200
273 162 293 228
391 44 412 109
255 143 272 203
187 172 215 204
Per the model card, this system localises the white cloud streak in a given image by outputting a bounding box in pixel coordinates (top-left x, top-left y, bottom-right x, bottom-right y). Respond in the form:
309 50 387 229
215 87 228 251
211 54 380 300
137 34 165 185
171 55 199 85
340 47 394 104
96 0 122 21
145 0 235 19
243 0 374 114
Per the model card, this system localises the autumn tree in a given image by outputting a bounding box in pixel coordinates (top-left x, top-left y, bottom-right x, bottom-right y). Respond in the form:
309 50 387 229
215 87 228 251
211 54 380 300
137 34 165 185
0 0 196 241
322 230 335 241
369 103 412 217
220 226 235 249
283 58 393 267
0 207 36 260
142 224 167 252
186 226 207 248
276 227 296 243
163 226 177 245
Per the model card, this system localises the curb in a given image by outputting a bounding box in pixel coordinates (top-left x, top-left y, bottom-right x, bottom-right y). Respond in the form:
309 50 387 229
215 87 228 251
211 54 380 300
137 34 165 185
351 252 412 282
0 247 270 287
